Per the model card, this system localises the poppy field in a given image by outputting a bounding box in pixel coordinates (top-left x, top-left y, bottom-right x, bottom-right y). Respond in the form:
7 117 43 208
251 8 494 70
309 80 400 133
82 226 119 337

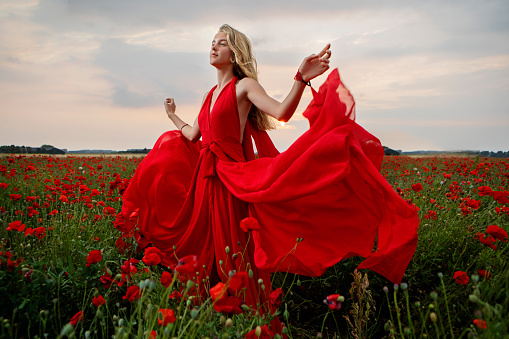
0 154 507 338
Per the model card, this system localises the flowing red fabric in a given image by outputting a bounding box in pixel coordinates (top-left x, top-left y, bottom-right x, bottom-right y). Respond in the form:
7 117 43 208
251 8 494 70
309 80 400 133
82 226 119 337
120 69 419 312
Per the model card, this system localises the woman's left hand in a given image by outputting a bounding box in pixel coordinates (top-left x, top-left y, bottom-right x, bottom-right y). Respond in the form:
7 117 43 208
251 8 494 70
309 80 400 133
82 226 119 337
299 44 331 82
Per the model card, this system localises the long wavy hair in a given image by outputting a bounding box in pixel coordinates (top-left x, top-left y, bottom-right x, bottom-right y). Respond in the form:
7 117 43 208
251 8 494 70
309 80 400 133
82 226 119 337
219 24 275 131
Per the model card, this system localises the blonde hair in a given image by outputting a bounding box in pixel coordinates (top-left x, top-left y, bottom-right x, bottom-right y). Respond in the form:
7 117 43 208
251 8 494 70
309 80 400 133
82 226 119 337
219 24 275 131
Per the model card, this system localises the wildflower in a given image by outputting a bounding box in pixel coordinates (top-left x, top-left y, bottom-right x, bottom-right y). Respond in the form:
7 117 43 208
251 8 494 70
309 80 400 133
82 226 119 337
475 233 497 250
486 225 508 242
240 217 261 232
10 194 22 201
86 250 102 267
100 271 114 289
324 294 343 311
210 282 228 301
160 271 173 287
92 295 106 307
270 287 283 308
477 269 491 280
175 255 198 275
142 247 165 266
148 330 157 339
213 296 243 314
228 272 248 293
411 183 423 192
157 309 176 326
70 311 84 326
453 271 469 285
6 220 25 232
122 285 141 302
473 319 487 329
59 195 68 203
34 226 46 239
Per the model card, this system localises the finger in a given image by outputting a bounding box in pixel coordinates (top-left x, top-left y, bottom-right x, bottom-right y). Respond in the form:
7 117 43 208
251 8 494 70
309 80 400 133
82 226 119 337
317 43 331 58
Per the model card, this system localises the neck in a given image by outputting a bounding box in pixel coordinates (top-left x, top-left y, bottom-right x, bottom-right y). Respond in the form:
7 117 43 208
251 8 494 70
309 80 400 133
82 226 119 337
216 67 235 90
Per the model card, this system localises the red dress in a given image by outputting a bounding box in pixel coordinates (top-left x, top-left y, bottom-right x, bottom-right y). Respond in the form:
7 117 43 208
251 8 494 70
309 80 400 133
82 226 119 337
119 70 419 305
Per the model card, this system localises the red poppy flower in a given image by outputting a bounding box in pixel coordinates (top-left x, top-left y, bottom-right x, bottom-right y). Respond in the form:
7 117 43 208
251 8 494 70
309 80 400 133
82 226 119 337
122 285 141 302
228 272 248 293
411 183 423 192
325 294 342 310
86 250 102 267
142 247 165 266
100 271 114 289
453 271 469 285
213 296 243 314
175 255 198 275
59 195 68 203
270 287 283 308
492 191 509 204
477 269 491 280
157 308 176 326
6 220 25 232
475 232 497 249
473 319 487 329
10 194 22 201
121 258 139 277
0 183 9 188
34 227 46 239
160 271 173 287
245 325 274 339
148 330 157 339
486 225 508 242
477 186 493 196
210 282 227 301
92 295 106 307
240 217 260 232
70 311 84 326
169 291 182 301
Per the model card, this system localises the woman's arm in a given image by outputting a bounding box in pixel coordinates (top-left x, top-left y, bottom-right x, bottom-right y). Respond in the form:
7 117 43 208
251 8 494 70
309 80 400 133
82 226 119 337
244 44 331 122
164 97 202 143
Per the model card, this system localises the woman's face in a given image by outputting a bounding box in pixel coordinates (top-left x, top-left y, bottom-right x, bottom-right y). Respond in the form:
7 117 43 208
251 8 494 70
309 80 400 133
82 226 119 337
210 32 233 67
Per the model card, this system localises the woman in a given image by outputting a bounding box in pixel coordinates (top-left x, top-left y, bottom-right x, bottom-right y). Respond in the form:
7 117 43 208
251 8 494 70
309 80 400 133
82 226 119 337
118 24 418 316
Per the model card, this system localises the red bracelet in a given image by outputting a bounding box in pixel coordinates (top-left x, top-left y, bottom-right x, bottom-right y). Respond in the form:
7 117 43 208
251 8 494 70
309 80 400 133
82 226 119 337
294 70 311 86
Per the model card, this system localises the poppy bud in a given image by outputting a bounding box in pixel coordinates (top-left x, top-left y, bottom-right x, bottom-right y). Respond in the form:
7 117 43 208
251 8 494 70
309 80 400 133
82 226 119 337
60 324 73 336
471 275 479 283
85 331 91 339
261 284 265 290
248 270 253 278
191 308 199 319
225 318 233 328
186 280 194 290
400 283 408 290
469 294 478 303
241 304 250 312
258 278 263 284
219 260 223 266
430 291 438 300
255 326 262 337
383 286 389 294
225 246 230 254
430 312 437 323
219 315 225 325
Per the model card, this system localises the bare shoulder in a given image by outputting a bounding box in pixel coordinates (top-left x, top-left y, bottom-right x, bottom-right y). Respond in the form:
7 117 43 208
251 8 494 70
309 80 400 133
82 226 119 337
237 77 261 92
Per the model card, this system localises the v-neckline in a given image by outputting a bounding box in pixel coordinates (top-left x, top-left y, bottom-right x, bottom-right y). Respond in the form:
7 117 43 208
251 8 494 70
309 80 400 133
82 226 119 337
209 77 236 116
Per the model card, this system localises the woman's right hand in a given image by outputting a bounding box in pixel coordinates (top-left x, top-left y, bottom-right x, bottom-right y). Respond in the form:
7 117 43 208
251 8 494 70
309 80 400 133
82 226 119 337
165 98 176 116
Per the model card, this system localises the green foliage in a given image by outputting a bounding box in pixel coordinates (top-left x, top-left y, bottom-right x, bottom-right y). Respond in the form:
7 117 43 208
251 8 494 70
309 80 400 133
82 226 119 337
0 154 508 338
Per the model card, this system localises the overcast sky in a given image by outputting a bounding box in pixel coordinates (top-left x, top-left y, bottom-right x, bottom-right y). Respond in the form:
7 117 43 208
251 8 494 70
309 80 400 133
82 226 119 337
1 0 508 152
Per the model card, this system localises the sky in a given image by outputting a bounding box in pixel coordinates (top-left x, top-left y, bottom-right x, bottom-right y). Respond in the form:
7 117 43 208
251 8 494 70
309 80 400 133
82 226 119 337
1 0 508 152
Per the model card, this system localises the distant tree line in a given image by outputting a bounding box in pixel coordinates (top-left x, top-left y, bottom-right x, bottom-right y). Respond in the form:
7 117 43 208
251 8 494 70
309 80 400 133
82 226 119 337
0 145 65 155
